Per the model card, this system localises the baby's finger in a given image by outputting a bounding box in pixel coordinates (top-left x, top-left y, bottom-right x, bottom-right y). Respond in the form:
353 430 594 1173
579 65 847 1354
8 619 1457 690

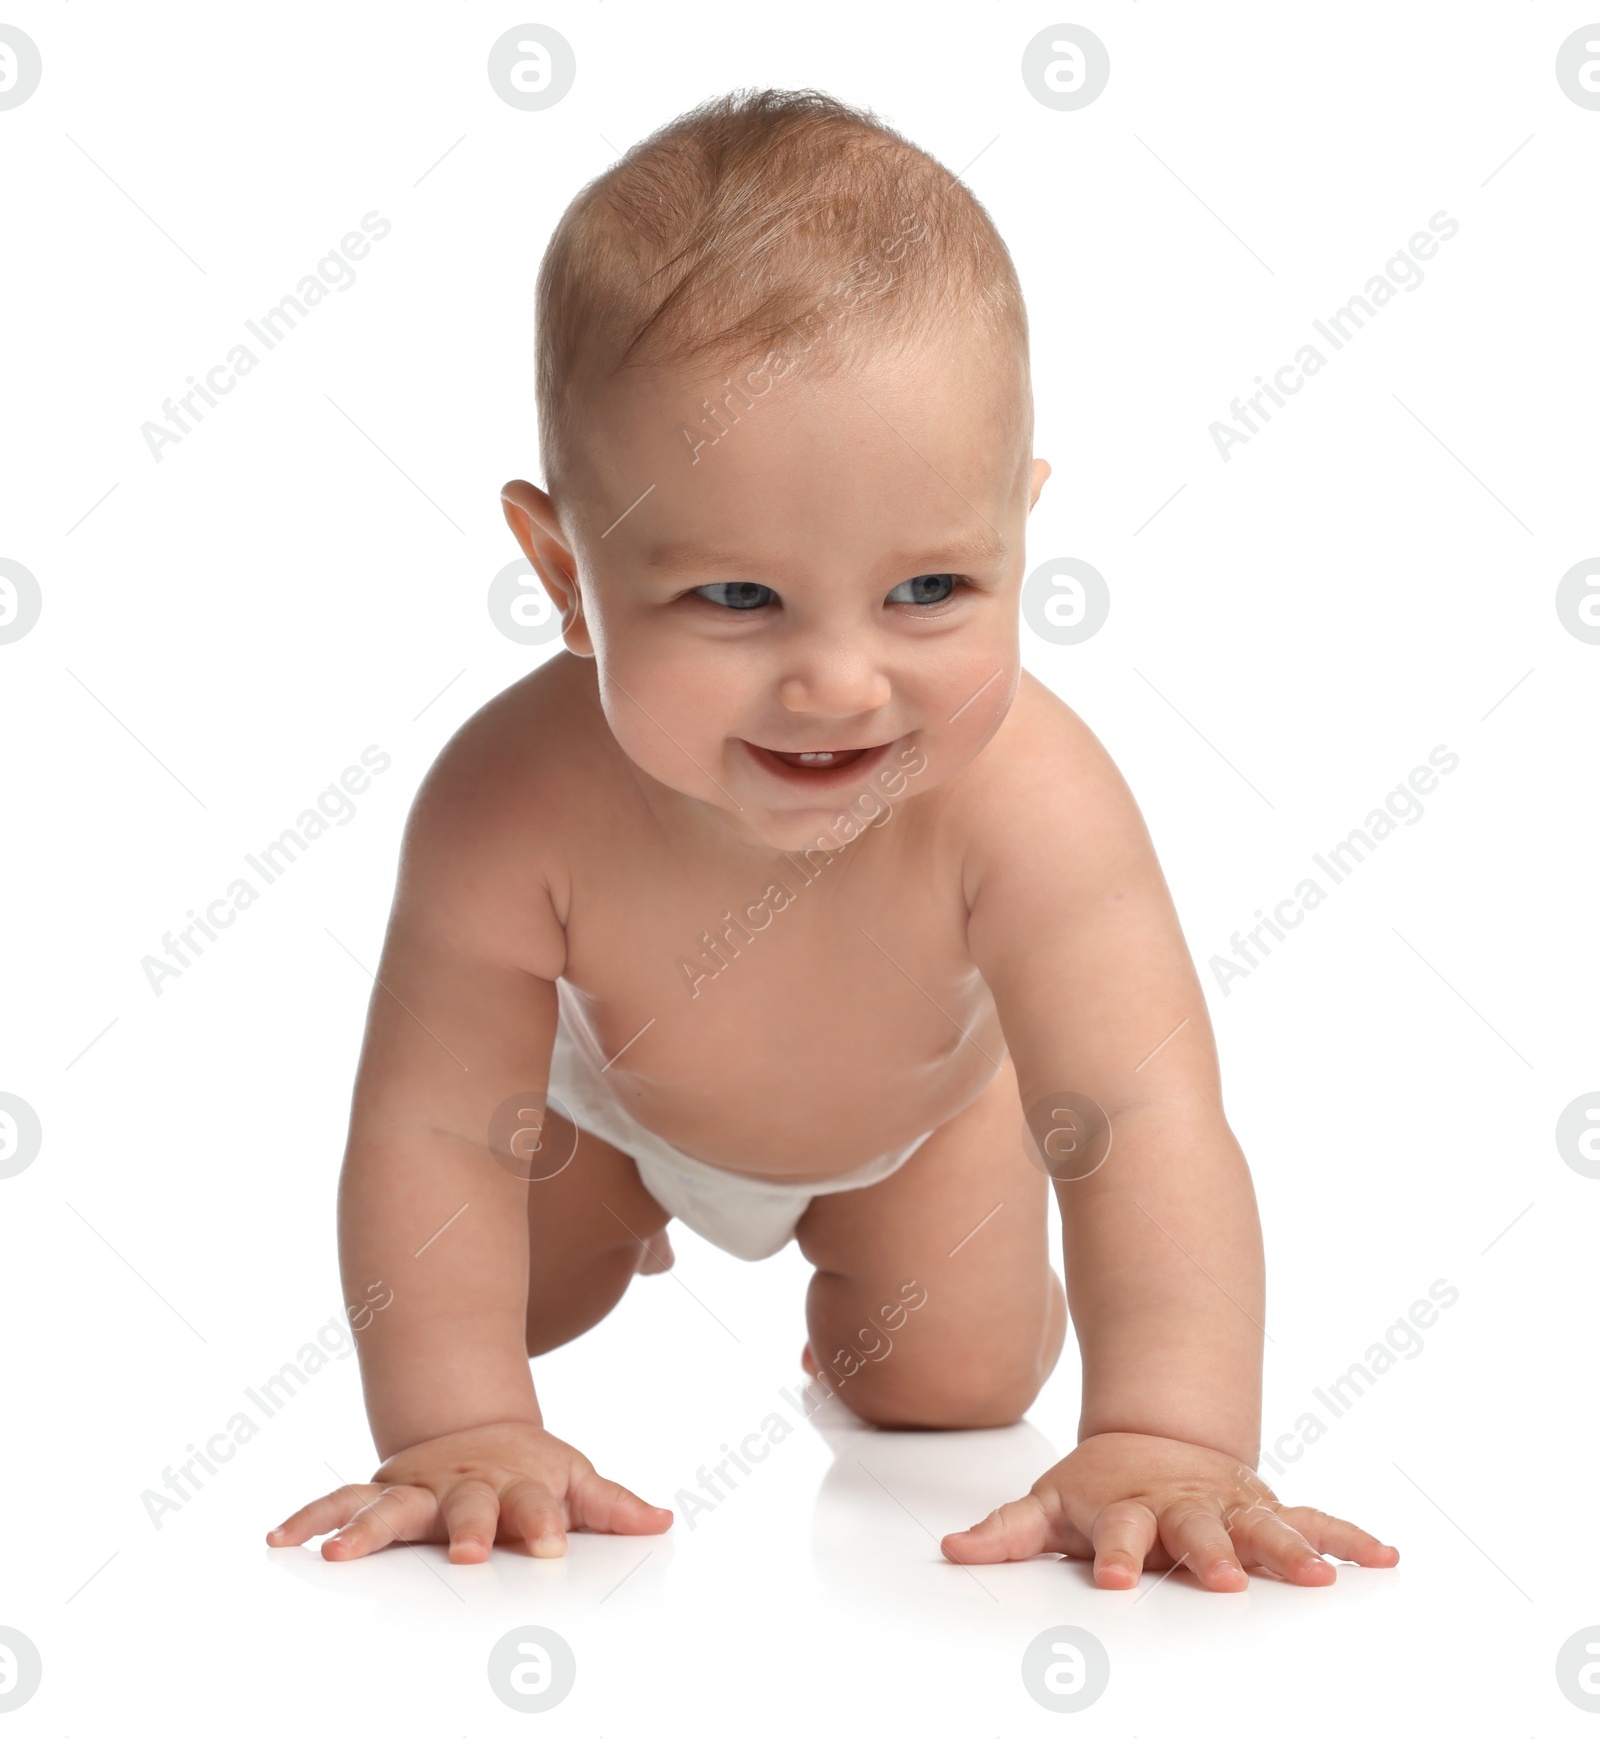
267 1484 380 1547
439 1479 502 1564
1227 1504 1334 1585
1090 1499 1158 1589
1275 1505 1400 1568
323 1483 435 1560
940 1493 1057 1564
500 1478 570 1558
1157 1501 1247 1592
568 1469 675 1537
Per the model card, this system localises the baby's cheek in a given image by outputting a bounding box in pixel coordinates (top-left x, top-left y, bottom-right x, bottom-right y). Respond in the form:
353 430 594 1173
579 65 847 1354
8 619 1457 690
598 674 717 784
601 704 661 770
919 660 1018 771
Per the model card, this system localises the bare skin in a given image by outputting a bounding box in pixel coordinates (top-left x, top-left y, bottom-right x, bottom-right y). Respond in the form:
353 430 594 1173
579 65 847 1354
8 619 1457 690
267 315 1398 1589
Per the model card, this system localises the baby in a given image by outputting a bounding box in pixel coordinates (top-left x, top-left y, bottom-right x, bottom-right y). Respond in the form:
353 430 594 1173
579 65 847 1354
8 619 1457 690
268 88 1398 1592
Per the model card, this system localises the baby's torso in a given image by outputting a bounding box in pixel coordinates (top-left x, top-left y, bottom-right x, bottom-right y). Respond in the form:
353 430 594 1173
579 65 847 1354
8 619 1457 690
555 794 1004 1182
479 657 1018 1181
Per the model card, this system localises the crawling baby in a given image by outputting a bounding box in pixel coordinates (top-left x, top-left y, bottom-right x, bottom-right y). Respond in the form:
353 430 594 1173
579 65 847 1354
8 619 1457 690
268 87 1398 1592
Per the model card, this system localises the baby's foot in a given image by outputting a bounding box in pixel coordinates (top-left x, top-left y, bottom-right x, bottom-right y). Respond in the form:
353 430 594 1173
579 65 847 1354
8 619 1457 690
638 1227 675 1275
800 1340 819 1377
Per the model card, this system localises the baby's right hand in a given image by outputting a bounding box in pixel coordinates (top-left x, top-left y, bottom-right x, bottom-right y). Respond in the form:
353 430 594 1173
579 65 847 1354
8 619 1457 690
266 1421 675 1562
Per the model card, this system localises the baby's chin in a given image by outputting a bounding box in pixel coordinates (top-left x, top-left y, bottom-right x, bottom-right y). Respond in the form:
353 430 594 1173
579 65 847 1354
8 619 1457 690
720 746 945 854
738 804 886 854
611 728 949 851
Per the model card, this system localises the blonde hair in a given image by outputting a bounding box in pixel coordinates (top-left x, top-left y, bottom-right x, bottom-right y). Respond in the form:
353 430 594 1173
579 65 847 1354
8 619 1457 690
534 87 1029 497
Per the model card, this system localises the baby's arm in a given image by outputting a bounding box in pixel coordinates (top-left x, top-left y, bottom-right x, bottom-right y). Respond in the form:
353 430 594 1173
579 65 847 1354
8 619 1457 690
943 687 1397 1588
267 726 671 1560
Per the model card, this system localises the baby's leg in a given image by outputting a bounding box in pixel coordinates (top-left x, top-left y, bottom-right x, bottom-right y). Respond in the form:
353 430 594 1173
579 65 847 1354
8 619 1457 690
795 1053 1067 1428
523 1108 672 1357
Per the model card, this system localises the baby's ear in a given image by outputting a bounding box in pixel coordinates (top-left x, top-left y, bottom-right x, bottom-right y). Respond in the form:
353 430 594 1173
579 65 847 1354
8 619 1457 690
1028 458 1052 512
499 480 593 657
557 591 595 658
500 478 555 550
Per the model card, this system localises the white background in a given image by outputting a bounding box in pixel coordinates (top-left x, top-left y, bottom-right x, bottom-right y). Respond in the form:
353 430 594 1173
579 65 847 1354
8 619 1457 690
2 2 1597 1732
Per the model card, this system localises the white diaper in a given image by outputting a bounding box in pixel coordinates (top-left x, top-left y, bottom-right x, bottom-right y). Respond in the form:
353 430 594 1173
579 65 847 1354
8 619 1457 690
546 978 932 1262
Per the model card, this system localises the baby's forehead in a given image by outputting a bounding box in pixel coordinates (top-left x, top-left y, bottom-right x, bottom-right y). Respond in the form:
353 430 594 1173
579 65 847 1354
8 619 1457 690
559 334 1031 567
590 316 1031 453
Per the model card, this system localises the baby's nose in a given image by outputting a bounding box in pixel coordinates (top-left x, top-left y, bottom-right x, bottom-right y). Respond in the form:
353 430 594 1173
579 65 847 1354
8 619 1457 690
777 654 891 717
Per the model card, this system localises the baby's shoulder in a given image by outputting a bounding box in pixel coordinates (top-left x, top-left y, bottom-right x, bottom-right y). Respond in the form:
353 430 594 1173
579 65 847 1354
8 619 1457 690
946 671 1147 896
949 670 1118 818
393 655 600 975
411 655 594 827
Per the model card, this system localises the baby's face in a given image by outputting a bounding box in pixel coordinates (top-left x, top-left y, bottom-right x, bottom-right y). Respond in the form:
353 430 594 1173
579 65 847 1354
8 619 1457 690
523 320 1047 853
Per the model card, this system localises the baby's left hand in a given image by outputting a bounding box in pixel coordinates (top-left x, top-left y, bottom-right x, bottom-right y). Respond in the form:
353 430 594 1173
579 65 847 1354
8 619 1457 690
940 1431 1400 1591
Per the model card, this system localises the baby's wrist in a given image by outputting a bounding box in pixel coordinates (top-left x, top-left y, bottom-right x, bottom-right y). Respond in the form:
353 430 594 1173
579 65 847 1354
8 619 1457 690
371 1401 545 1462
1077 1419 1260 1469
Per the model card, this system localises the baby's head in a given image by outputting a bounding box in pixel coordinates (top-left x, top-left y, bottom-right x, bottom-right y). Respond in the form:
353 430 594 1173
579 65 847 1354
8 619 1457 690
503 88 1048 851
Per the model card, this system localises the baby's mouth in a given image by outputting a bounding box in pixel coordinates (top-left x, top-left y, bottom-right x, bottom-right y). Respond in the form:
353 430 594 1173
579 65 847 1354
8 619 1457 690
739 738 895 787
765 746 870 768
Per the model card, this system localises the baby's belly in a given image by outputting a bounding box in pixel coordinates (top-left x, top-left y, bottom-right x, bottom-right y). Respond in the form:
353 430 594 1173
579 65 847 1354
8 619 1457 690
558 975 1007 1183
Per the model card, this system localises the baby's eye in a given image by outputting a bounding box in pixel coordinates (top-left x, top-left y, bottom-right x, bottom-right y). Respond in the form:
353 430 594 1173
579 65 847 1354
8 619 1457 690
886 573 959 606
693 581 776 611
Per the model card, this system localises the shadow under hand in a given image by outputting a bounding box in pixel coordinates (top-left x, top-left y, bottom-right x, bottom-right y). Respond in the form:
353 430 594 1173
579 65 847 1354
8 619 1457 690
805 1398 1069 1603
804 1397 1398 1634
264 1526 674 1620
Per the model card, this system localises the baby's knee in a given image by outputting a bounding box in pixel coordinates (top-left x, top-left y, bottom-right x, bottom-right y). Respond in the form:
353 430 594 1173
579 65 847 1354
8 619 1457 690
835 1330 1055 1429
843 1364 1048 1430
523 1241 644 1357
806 1262 1066 1428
